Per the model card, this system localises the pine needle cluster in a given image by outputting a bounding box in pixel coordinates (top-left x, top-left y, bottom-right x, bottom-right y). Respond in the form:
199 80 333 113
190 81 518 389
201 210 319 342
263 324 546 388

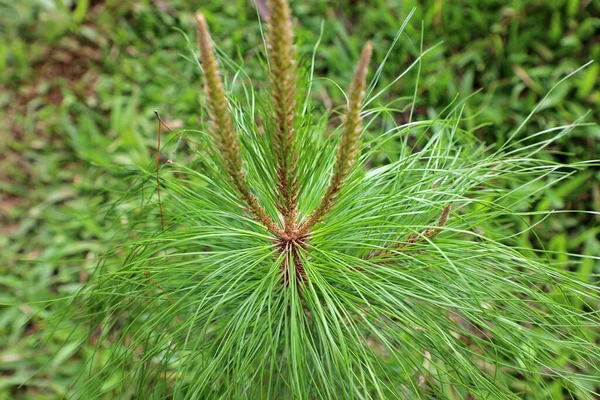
61 1 599 398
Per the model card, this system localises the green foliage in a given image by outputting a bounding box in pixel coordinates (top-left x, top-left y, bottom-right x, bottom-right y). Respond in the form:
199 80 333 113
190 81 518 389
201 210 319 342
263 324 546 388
1 0 598 398
55 5 599 398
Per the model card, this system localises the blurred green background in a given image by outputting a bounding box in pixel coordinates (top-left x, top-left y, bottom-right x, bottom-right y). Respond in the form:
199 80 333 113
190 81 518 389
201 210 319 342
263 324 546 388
0 0 598 397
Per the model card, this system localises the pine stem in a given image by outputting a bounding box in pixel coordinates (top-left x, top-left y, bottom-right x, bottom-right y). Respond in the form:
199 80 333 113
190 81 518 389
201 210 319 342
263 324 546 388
298 42 373 236
196 13 284 238
267 0 299 236
420 203 452 240
368 204 452 259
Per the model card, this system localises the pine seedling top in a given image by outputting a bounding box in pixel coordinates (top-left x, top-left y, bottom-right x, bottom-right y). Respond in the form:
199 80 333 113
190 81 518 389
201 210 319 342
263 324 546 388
197 3 387 285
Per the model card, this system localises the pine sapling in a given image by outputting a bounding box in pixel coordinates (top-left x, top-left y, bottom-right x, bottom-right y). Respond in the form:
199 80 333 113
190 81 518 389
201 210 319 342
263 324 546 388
60 1 600 398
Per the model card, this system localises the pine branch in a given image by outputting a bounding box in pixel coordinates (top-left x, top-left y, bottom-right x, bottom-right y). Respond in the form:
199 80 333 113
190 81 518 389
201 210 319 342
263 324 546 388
298 42 373 236
368 204 452 259
266 0 299 236
196 13 284 238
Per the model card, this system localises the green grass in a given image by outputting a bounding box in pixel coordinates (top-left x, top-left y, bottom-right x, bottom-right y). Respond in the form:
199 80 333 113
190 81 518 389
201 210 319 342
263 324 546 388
0 0 598 398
